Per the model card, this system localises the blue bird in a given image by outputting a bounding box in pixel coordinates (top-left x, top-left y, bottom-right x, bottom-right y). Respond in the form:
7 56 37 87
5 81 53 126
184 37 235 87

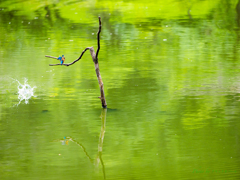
61 55 65 65
57 55 62 61
57 55 65 65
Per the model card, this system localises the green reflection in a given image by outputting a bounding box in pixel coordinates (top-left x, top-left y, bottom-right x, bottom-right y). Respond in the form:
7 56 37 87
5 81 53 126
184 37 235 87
0 0 240 180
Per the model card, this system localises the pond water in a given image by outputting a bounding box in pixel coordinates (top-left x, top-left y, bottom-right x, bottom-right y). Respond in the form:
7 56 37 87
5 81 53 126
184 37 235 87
0 0 240 179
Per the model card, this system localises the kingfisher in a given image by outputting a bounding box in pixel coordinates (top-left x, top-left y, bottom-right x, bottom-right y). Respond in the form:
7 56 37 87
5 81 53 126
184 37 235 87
57 55 65 65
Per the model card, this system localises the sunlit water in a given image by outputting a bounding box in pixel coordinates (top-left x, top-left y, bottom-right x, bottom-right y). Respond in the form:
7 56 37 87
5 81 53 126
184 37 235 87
0 0 240 180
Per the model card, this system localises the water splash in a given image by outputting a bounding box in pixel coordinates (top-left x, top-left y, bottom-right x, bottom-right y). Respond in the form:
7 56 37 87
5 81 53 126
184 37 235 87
13 78 37 105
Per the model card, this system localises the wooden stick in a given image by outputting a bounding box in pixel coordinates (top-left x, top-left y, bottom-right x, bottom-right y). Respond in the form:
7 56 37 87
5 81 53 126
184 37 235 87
88 46 107 108
87 17 107 108
45 17 107 108
95 17 101 62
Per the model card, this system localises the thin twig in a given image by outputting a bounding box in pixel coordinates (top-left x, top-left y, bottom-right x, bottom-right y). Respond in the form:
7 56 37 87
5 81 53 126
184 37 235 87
95 17 101 61
45 55 59 60
47 47 90 66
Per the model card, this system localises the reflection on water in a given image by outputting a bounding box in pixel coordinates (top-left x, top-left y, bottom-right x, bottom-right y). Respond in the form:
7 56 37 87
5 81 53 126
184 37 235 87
61 137 69 145
55 109 107 179
95 109 107 179
0 0 240 180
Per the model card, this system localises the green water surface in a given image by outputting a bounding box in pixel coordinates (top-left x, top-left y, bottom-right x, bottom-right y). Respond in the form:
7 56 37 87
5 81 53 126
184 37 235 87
0 0 240 179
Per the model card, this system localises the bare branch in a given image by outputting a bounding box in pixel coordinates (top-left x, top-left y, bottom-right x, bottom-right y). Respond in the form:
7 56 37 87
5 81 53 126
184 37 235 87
46 17 101 66
95 16 101 61
45 17 107 108
48 47 90 66
45 55 59 60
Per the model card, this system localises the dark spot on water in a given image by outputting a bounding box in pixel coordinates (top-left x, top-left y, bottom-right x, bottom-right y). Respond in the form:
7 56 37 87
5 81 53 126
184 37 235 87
42 110 48 113
107 108 118 112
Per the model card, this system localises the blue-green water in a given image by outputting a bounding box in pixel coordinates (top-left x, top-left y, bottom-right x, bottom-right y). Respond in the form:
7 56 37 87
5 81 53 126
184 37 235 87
0 0 240 179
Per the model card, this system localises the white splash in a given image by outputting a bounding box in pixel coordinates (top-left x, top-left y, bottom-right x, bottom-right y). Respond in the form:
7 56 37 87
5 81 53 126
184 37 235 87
14 78 37 105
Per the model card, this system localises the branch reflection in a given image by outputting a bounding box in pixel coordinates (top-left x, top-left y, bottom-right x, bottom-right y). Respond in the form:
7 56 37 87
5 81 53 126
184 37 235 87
95 108 107 179
59 108 107 179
